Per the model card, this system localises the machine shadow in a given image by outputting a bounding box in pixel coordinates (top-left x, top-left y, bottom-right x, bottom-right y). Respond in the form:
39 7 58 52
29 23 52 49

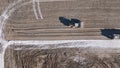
101 29 120 39
59 17 81 27
59 17 70 26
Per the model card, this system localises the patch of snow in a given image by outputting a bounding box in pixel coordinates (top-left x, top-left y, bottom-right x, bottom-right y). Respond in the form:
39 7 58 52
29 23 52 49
0 54 4 68
8 40 120 49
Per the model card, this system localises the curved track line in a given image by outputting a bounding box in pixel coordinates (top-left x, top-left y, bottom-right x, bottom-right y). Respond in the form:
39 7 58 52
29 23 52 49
0 0 120 68
37 1 43 19
32 0 39 19
0 1 32 68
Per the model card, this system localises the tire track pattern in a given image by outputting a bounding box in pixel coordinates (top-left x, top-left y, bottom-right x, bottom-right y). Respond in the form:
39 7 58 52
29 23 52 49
5 46 120 68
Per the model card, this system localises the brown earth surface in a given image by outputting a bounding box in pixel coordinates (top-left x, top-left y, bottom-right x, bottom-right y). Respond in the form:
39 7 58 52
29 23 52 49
1 0 120 68
4 44 120 68
0 0 120 40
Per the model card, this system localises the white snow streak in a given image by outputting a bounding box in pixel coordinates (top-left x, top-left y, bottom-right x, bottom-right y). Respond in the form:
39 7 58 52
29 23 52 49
8 40 120 49
32 0 39 19
37 1 43 19
0 0 32 68
0 0 120 68
32 0 43 19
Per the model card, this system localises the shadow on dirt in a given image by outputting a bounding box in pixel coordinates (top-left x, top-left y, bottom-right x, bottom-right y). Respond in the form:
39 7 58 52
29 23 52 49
71 18 81 27
101 29 120 39
59 17 81 27
59 17 71 26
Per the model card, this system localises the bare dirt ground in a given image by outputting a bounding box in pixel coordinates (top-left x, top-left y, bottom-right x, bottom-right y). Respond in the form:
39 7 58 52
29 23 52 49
4 44 120 68
3 0 120 40
1 0 120 68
